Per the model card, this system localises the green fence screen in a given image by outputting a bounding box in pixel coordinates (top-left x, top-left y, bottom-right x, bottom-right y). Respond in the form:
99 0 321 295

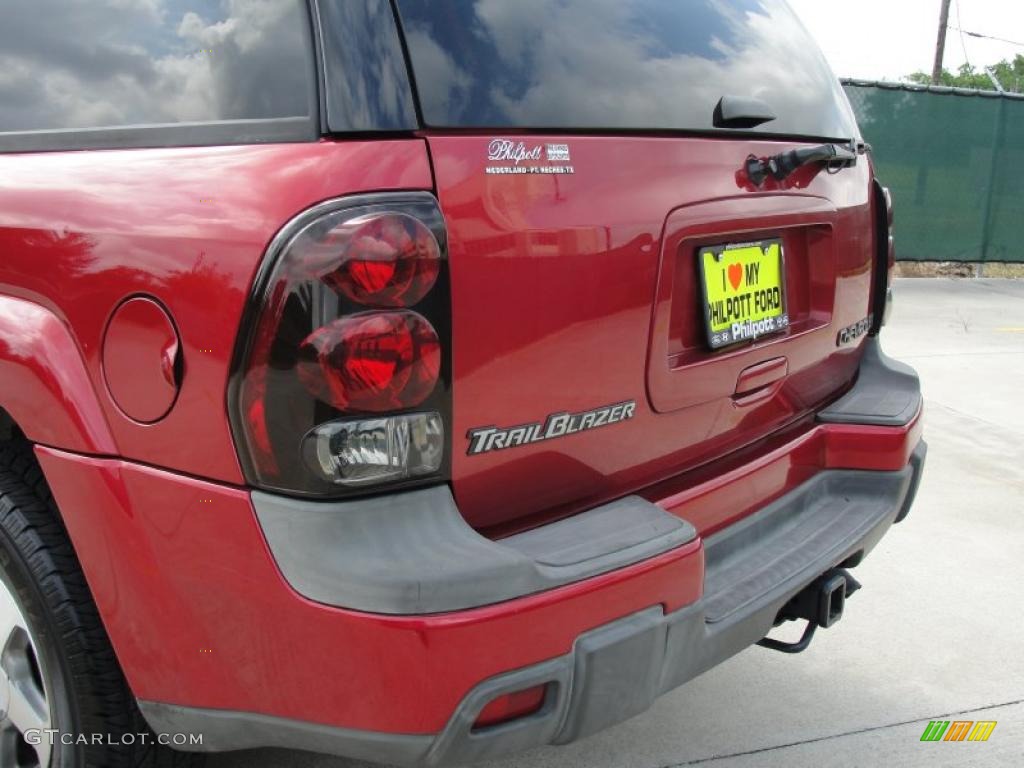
843 80 1024 263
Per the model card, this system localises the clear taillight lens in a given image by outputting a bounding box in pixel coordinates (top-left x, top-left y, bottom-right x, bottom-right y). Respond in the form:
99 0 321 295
303 412 444 487
229 194 451 498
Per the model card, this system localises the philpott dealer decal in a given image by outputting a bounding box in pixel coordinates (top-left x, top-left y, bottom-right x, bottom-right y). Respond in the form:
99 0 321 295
485 139 575 175
467 401 636 455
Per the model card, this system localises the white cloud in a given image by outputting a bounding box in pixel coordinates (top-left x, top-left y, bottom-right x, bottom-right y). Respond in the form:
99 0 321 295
404 26 472 120
0 0 310 131
177 11 238 47
460 0 855 135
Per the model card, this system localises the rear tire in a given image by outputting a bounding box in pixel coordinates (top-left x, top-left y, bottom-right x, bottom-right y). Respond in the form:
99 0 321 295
0 439 202 767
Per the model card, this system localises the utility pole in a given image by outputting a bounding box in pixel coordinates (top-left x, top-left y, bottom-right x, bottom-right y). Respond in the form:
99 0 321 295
932 0 952 84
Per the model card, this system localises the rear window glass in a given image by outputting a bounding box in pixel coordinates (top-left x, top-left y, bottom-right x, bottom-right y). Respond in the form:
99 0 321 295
0 0 313 134
394 0 857 139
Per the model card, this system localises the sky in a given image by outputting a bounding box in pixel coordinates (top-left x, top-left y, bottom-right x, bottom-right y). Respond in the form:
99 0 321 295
787 0 1024 83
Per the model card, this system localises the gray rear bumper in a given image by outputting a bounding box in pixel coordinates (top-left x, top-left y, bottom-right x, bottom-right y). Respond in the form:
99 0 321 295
253 487 697 615
141 441 926 766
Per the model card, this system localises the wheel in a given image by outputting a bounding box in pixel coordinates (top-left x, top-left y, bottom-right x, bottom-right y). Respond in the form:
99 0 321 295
0 438 202 767
0 547 54 767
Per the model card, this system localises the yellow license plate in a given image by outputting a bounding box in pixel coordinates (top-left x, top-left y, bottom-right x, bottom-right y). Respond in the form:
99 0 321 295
699 239 789 349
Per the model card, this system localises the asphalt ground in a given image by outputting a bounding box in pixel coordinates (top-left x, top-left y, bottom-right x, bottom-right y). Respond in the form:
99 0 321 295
211 278 1024 768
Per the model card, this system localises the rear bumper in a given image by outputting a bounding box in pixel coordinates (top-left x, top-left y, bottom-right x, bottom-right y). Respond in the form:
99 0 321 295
139 442 924 766
35 337 924 765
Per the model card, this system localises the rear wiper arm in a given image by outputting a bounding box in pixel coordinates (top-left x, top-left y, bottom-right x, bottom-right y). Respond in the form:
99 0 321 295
746 143 858 186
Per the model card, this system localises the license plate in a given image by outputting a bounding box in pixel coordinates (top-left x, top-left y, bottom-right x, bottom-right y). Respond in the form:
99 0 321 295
698 239 789 349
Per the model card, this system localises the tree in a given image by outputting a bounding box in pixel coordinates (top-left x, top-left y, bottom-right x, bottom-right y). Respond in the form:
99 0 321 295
906 54 1024 93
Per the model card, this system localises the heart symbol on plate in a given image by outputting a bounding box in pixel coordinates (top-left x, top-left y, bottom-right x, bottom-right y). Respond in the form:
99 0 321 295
728 263 743 291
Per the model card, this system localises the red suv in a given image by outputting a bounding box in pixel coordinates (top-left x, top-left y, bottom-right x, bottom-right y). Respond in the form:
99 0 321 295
0 1 924 766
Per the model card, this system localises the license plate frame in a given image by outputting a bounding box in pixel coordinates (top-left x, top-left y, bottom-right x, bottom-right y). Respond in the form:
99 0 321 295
698 238 790 350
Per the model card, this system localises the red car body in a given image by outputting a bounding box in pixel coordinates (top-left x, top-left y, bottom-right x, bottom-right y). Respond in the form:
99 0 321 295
0 1 924 765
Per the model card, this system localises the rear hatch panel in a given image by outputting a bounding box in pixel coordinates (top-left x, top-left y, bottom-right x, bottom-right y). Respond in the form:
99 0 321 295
392 0 873 531
430 135 873 532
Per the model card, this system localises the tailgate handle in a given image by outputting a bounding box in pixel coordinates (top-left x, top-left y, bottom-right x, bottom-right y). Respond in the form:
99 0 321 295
733 357 789 403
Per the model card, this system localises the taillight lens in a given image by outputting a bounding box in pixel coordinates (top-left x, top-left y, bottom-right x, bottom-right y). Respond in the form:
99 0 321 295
229 194 451 497
303 412 444 487
323 213 440 306
297 312 440 413
872 181 895 332
882 187 895 326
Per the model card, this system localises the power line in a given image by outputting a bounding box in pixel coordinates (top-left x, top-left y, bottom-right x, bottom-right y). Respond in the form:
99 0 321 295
947 25 1024 49
954 0 971 68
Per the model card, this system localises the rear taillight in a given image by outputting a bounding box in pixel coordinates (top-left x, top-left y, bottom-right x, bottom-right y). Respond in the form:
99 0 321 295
302 412 444 488
229 193 451 497
871 180 894 332
322 213 440 306
296 311 441 413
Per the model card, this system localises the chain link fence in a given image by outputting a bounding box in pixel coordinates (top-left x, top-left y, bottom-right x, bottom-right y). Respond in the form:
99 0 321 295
843 80 1024 263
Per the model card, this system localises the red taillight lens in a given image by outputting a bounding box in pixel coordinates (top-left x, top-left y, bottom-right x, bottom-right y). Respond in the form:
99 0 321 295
297 311 440 412
322 213 440 307
229 194 450 497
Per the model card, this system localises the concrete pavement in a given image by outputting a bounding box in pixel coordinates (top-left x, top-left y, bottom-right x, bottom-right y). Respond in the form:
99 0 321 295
210 278 1024 768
